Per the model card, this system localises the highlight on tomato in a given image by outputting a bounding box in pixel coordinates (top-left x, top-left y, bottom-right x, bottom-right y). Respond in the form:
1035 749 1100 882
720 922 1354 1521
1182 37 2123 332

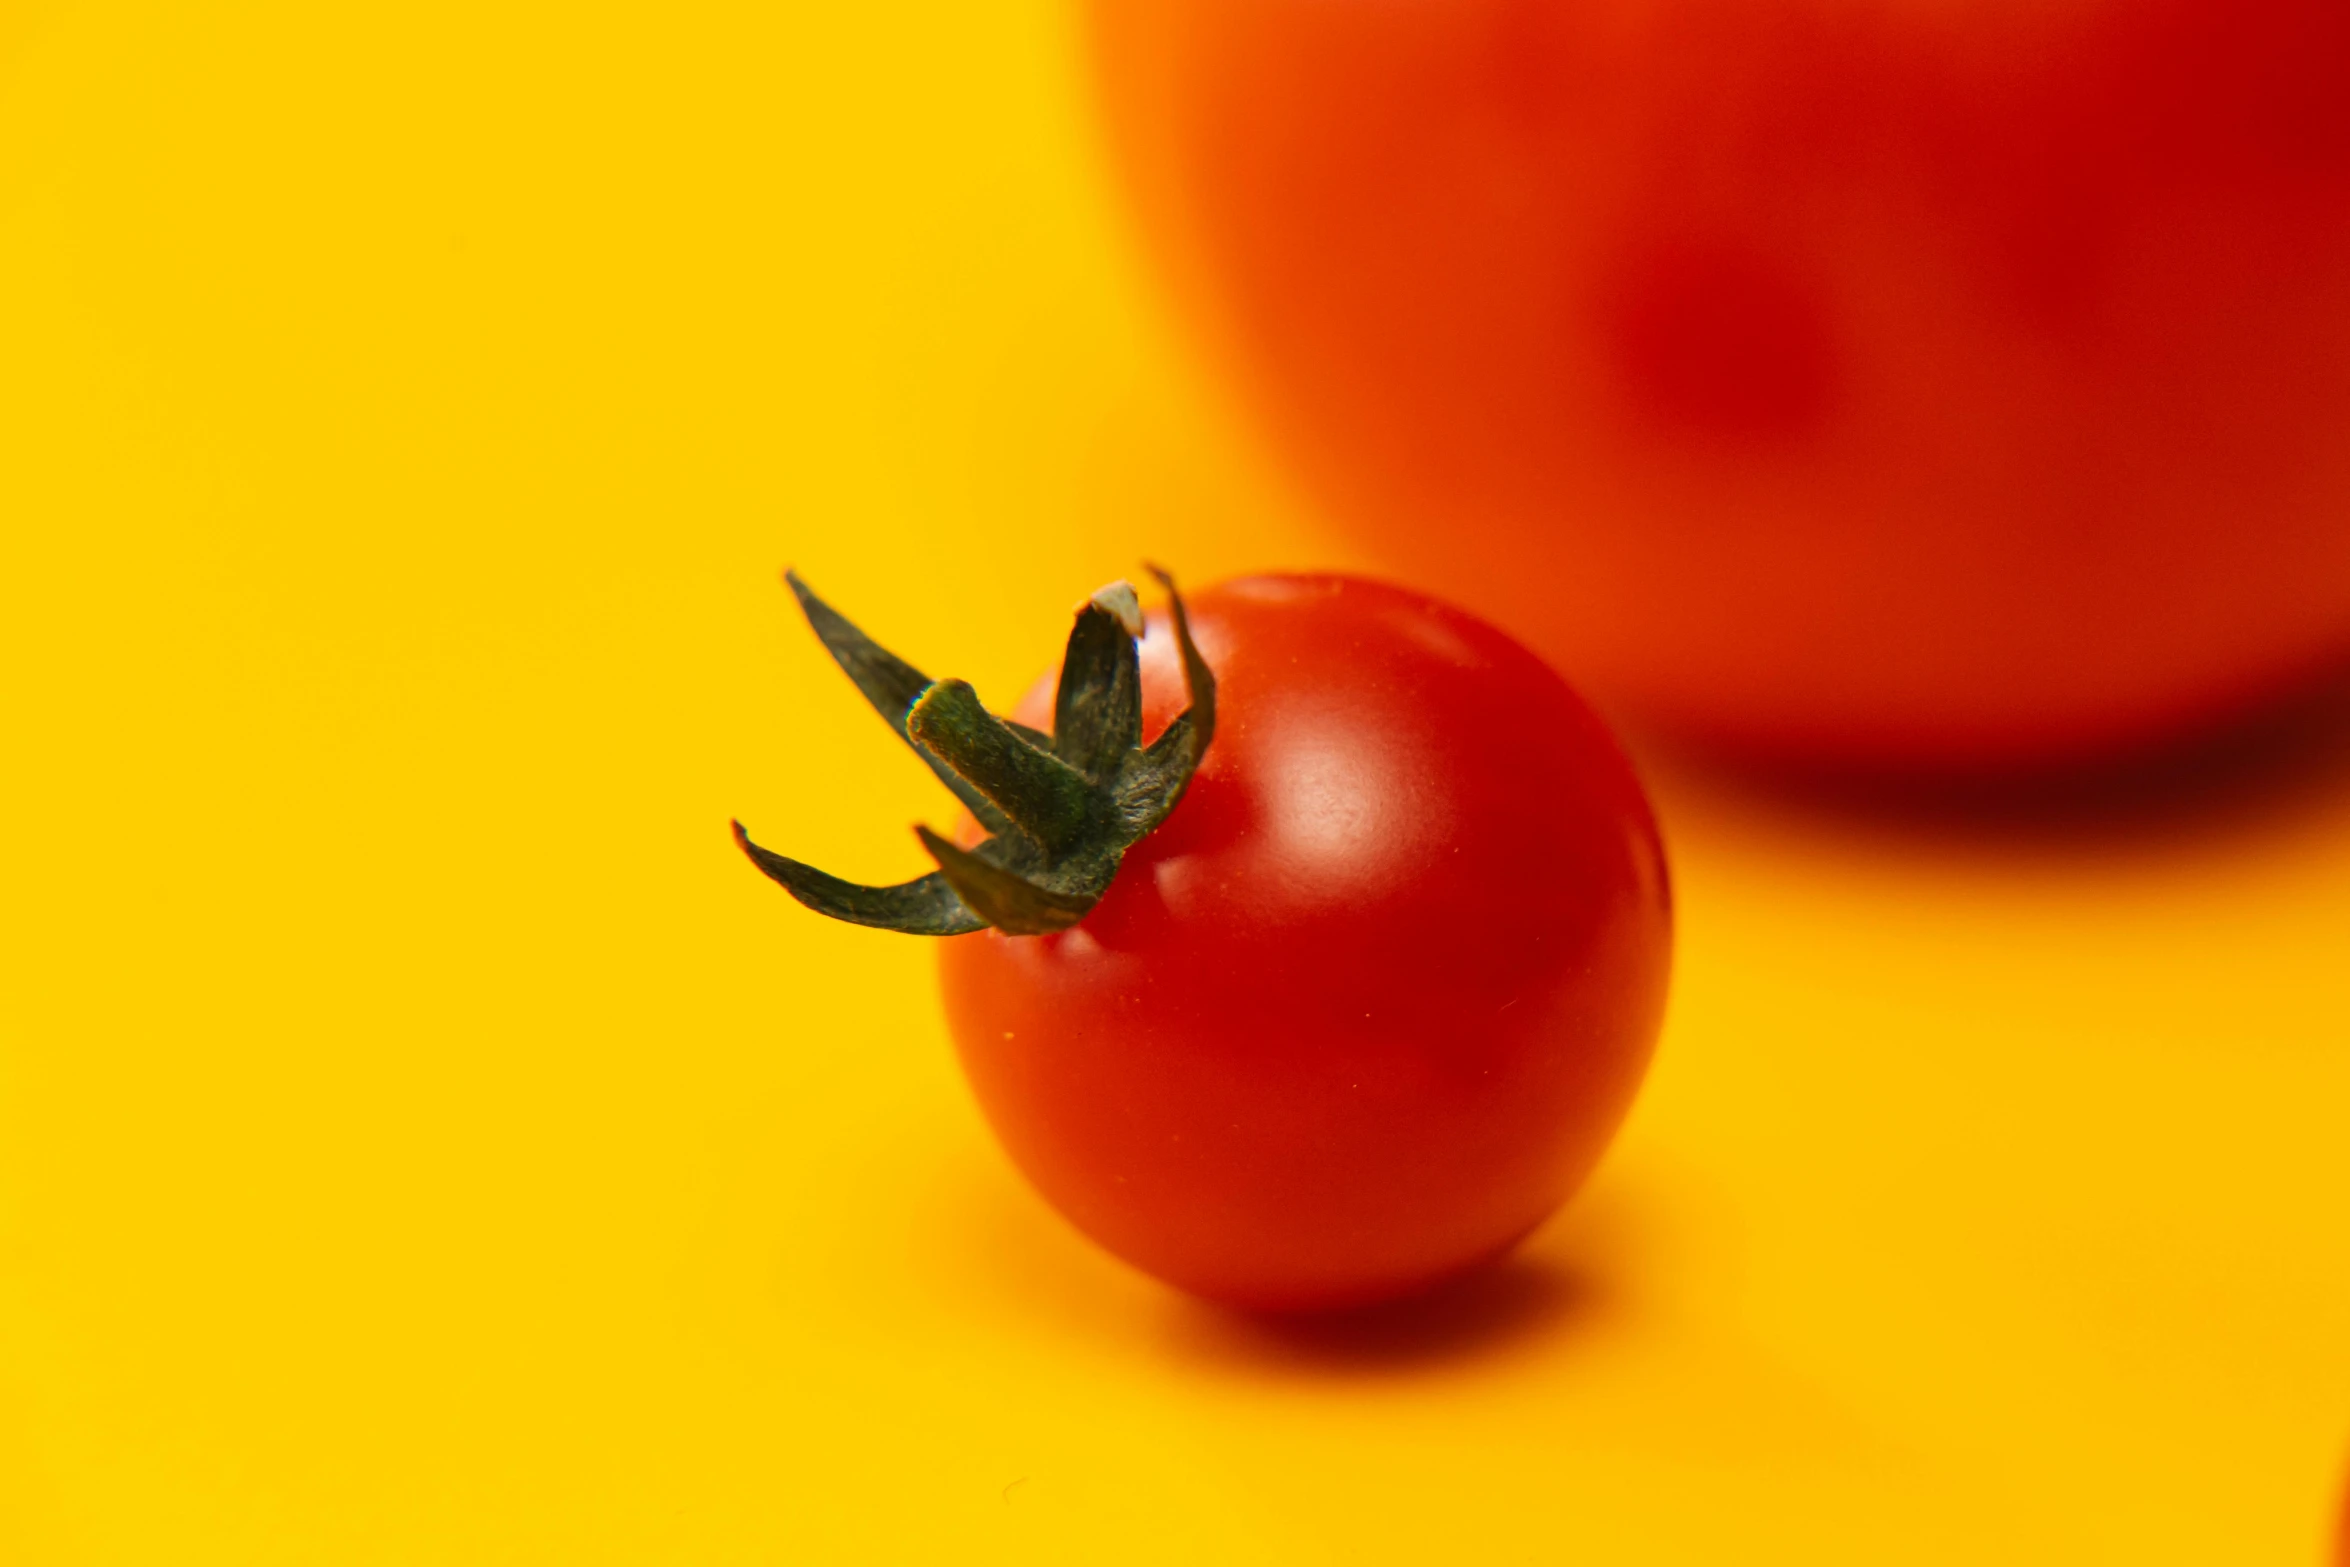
1088 0 2350 775
734 569 1671 1311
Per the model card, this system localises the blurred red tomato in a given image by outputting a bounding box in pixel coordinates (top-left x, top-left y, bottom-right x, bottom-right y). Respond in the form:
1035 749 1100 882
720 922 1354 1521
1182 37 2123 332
1089 0 2350 773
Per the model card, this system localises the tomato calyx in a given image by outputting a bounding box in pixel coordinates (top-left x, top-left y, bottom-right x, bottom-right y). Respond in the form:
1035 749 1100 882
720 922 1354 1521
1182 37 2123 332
732 565 1216 936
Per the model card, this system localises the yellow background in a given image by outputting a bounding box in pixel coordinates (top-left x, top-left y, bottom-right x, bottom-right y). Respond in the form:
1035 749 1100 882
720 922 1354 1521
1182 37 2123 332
5 2 2349 1560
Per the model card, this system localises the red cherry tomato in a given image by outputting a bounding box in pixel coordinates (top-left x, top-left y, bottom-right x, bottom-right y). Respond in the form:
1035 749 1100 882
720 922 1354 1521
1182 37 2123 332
935 575 1670 1311
1089 1 2350 773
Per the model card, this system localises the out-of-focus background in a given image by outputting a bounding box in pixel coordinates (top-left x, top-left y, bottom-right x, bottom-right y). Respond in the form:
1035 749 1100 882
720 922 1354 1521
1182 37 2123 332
2 2 2348 1561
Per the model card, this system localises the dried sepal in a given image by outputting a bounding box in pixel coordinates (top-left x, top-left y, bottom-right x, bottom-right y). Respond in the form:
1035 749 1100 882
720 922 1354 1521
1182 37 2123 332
912 827 1098 935
1051 592 1144 780
729 820 985 936
734 568 1217 936
783 572 1012 839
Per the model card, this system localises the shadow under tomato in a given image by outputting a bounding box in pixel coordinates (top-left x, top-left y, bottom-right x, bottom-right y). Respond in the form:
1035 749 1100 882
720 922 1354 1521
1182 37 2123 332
1641 660 2350 867
1157 1250 1610 1380
913 1135 1658 1381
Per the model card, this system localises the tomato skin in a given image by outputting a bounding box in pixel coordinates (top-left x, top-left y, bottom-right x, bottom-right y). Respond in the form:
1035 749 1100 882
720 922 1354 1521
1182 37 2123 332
935 575 1669 1312
1089 0 2350 773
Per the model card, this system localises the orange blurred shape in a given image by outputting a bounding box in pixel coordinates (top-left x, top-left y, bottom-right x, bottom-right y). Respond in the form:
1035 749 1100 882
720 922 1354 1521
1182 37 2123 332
1088 0 2350 775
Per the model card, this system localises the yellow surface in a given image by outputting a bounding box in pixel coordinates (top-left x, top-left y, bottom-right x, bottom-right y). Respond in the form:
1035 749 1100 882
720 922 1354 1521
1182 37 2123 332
4 3 2349 1561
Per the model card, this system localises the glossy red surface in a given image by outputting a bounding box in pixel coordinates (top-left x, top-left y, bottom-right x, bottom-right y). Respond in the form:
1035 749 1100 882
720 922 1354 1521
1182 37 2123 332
937 575 1672 1310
